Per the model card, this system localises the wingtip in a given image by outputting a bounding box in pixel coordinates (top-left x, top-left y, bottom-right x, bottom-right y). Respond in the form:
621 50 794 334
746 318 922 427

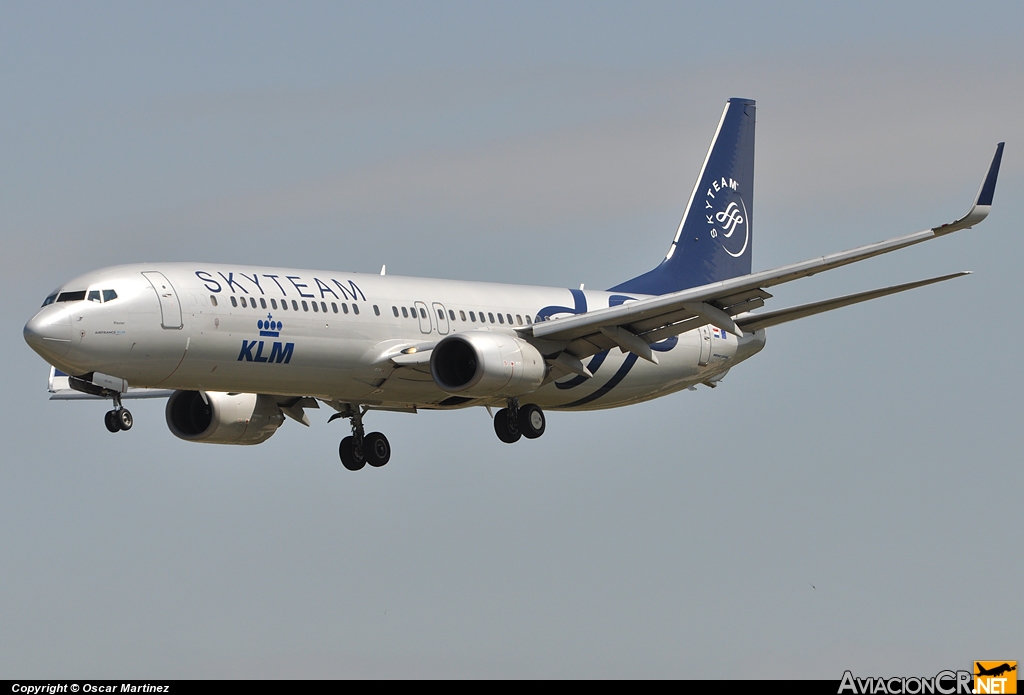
975 142 1004 207
933 145 1003 235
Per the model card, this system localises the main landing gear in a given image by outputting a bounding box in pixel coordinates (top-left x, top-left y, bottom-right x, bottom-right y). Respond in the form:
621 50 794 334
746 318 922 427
103 393 133 433
333 405 391 471
493 398 546 444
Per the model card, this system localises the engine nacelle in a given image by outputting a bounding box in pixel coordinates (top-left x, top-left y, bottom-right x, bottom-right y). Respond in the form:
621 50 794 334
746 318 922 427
430 331 547 398
165 390 285 445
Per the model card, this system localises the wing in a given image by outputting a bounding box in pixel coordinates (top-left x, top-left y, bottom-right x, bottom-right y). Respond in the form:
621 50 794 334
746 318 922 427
47 366 320 425
48 366 175 400
524 143 1003 364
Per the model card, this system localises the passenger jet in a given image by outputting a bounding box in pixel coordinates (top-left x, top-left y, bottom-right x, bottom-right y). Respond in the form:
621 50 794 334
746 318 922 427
23 98 1004 470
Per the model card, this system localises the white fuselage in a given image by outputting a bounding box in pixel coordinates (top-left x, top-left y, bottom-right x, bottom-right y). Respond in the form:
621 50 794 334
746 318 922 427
25 263 766 411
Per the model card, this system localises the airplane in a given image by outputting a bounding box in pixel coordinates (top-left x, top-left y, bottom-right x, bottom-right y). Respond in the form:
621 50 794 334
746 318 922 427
975 663 1016 678
23 98 1004 471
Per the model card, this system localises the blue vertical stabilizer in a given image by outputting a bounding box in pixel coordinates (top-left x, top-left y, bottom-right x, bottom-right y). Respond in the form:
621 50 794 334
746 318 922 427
610 98 756 295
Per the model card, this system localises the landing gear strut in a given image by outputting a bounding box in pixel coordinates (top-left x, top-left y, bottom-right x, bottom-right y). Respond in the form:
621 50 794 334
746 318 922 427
335 405 391 471
493 398 545 444
104 393 132 433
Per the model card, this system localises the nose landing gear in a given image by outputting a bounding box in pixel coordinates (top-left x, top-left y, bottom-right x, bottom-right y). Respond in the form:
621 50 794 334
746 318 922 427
332 405 391 470
103 394 133 433
493 399 546 444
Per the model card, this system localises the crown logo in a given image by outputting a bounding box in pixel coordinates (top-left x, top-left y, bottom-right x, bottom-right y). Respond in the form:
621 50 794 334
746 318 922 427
258 313 282 337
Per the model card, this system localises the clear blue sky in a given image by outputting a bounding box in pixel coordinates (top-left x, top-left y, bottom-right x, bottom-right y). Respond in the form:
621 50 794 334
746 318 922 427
2 1 1022 678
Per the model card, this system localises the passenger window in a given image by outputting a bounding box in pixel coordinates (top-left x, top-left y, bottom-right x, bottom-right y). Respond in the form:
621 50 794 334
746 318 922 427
516 315 523 325
506 314 513 324
459 310 466 321
271 299 278 309
353 304 360 315
401 307 408 318
526 316 532 324
409 306 416 317
301 301 308 311
312 301 319 312
469 311 476 322
488 312 495 323
292 300 298 311
373 305 380 316
332 302 338 313
318 301 325 312
280 300 287 311
240 296 247 308
448 309 455 321
88 290 101 302
342 303 349 314
393 306 399 317
437 308 444 319
259 298 266 309
497 313 504 324
231 296 238 307
210 295 218 307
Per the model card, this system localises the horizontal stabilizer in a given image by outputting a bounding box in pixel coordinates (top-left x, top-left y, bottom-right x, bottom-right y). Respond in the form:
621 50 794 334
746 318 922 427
735 272 970 333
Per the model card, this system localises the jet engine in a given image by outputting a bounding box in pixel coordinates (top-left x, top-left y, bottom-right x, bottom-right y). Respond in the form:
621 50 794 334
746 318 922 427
430 331 547 397
165 390 285 445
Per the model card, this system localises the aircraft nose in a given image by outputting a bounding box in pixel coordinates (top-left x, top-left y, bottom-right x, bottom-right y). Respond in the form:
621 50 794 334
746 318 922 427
24 308 73 360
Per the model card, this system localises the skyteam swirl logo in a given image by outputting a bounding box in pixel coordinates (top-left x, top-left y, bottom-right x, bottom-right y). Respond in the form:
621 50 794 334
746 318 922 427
704 176 749 258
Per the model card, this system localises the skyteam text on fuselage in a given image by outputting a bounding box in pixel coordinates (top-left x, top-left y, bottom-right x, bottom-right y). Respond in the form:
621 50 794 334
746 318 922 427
23 99 1004 470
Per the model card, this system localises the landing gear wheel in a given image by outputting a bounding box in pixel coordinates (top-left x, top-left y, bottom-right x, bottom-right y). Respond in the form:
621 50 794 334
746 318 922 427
493 408 522 444
117 408 133 431
339 436 367 471
365 432 391 467
520 404 545 439
104 410 120 433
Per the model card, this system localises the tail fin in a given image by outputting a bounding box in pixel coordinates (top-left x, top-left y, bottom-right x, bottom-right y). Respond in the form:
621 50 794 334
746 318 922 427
610 98 756 295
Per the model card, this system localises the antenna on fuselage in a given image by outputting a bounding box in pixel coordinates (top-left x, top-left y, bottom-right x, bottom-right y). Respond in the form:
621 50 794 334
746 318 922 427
380 264 386 276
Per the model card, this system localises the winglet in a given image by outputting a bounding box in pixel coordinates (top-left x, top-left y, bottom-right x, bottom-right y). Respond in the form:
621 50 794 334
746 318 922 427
976 142 1004 207
934 142 1004 235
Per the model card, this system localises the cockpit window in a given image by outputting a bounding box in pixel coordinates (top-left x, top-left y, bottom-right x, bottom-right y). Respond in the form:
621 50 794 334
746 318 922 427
41 293 58 307
77 289 118 303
